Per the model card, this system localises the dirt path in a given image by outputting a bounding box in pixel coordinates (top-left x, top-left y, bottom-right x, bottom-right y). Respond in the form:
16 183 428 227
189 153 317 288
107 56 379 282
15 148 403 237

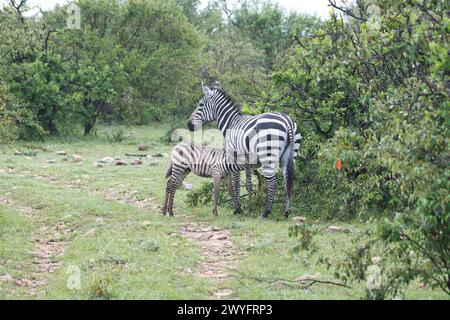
0 195 71 297
3 168 240 299
181 221 237 299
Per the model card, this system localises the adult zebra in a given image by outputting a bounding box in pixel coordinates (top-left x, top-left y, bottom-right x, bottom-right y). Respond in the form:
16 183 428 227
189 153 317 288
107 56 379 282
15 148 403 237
187 82 301 218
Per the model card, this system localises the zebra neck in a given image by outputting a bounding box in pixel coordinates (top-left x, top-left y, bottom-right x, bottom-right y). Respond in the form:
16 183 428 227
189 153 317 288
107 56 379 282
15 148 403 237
217 106 241 135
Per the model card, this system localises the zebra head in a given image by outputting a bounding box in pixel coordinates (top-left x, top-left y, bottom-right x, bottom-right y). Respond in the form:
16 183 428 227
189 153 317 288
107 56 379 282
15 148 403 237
187 82 219 131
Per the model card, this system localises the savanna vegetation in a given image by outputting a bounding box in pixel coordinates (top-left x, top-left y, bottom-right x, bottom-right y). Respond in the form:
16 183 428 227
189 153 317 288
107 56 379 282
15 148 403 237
0 0 448 300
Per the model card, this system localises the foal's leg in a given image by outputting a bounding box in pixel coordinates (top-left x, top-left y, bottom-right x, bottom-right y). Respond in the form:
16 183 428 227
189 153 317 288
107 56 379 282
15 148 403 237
212 172 221 216
224 174 239 212
166 170 188 216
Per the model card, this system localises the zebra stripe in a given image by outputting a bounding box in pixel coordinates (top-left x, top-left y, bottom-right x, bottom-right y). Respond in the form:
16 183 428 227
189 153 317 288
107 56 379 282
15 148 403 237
162 143 256 216
188 85 301 218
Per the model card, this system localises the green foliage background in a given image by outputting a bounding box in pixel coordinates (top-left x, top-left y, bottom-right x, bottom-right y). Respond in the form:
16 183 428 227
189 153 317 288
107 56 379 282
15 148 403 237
0 0 448 299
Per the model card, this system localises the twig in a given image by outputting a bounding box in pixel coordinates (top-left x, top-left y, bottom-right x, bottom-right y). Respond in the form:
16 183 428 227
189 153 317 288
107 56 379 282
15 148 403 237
231 272 351 290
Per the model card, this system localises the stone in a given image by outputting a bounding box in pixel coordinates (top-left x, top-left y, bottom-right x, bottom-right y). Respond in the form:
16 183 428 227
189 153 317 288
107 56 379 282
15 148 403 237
326 225 350 233
132 159 143 166
210 234 227 241
0 274 14 283
142 221 151 227
93 162 104 168
138 144 148 151
371 256 382 265
214 289 233 298
61 156 69 162
46 159 56 164
72 154 83 162
292 216 307 224
116 160 127 166
99 156 115 163
183 182 193 191
83 228 96 237
56 151 67 156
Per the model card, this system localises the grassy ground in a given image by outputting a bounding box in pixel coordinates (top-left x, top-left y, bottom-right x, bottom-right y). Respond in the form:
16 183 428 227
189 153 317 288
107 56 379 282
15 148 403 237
0 125 446 300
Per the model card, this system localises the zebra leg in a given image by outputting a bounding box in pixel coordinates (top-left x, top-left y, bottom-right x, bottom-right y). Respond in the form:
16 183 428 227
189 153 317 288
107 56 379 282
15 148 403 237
245 167 253 202
282 177 291 218
281 159 292 219
262 175 277 218
224 174 239 210
232 171 242 214
162 184 169 215
166 172 187 216
212 173 221 216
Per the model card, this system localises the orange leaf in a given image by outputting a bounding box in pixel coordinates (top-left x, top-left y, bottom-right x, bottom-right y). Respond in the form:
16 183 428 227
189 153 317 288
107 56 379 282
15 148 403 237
335 159 342 171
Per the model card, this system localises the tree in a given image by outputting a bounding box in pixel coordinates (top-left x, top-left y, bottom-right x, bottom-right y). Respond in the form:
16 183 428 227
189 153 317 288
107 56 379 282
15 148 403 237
283 0 449 298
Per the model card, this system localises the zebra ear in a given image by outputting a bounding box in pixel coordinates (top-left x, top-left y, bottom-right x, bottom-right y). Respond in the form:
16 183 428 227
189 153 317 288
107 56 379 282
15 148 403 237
214 81 222 91
202 81 213 96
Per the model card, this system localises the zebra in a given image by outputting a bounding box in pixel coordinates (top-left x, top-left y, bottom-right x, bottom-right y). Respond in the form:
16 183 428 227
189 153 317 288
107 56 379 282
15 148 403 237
187 81 301 218
162 143 258 216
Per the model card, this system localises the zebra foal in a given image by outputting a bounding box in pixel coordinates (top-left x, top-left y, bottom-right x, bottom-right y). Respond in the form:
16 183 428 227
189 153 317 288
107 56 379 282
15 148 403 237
162 143 255 216
187 82 301 218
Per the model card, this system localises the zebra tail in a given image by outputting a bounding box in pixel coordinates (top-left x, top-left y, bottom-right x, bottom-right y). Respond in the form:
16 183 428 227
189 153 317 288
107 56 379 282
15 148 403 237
286 126 295 200
165 162 173 179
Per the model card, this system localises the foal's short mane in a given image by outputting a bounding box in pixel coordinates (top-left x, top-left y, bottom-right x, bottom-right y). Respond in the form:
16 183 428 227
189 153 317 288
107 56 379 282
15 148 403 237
216 90 242 114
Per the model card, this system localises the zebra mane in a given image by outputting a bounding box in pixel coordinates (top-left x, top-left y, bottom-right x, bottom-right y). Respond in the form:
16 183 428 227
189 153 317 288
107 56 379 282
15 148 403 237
216 90 242 114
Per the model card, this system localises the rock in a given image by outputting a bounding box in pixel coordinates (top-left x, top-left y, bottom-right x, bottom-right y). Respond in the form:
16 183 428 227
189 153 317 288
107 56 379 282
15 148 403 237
214 289 233 298
210 234 227 241
326 225 350 233
132 159 143 166
371 256 382 265
72 154 83 162
93 162 104 168
183 182 193 191
46 159 56 164
142 220 151 227
148 159 159 166
115 156 122 161
138 144 148 151
0 274 14 283
115 160 127 166
99 156 115 163
83 228 96 237
56 150 66 156
295 274 321 283
146 155 153 160
292 216 307 224
61 156 69 162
